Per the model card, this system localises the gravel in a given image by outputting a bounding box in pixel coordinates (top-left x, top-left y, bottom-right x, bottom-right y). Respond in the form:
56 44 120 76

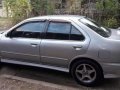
0 76 62 90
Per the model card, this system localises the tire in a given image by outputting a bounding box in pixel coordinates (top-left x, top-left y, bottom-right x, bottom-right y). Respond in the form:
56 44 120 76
71 59 104 87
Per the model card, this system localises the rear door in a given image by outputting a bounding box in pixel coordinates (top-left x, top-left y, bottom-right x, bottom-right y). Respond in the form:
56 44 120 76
40 20 90 68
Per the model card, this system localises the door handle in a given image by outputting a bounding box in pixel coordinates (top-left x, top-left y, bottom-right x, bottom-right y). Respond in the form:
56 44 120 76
73 45 82 50
31 43 38 47
73 45 82 48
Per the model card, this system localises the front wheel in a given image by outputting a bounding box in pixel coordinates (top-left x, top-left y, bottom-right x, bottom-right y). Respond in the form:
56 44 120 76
71 60 104 87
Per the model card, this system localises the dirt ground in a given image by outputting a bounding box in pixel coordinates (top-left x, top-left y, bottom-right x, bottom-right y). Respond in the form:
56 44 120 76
0 76 62 90
0 63 120 90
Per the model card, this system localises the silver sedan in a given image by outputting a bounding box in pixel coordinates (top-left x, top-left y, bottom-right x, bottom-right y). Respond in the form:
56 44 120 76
0 15 120 87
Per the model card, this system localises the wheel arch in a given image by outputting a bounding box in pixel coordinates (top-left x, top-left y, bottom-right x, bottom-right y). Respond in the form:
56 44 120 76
69 57 103 74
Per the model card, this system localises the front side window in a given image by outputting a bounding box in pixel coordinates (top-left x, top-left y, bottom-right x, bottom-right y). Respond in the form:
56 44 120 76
79 18 111 37
46 22 71 40
10 21 46 38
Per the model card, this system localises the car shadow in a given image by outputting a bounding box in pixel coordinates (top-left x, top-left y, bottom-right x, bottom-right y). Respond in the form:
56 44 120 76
0 63 120 89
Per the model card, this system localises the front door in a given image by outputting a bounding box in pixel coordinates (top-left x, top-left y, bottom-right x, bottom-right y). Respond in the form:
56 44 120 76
41 21 90 67
0 21 46 63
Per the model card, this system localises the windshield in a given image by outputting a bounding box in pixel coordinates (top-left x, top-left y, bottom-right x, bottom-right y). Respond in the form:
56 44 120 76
79 18 111 37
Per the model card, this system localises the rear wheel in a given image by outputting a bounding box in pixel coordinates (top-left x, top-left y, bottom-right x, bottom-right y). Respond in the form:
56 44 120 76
71 60 104 87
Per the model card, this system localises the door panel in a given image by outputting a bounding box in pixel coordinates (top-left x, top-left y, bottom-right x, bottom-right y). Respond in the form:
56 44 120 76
0 37 41 63
41 39 89 67
41 39 90 67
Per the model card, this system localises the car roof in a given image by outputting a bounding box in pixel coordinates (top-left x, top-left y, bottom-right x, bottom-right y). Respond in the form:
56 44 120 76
26 15 85 21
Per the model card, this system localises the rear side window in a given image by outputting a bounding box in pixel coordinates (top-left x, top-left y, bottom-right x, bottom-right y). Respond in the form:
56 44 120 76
46 22 71 40
70 26 85 41
45 21 85 41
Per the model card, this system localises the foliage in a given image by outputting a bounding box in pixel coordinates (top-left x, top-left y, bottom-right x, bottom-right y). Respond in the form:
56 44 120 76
3 0 55 24
31 0 54 16
103 17 118 28
96 0 120 28
46 1 54 15
4 0 32 24
31 0 47 16
96 0 119 10
69 0 82 14
3 0 120 28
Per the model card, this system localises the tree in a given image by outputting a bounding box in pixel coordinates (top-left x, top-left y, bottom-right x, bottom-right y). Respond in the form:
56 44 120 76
31 0 54 16
46 1 54 15
96 0 120 28
69 0 82 14
96 0 119 17
4 0 32 24
31 0 47 16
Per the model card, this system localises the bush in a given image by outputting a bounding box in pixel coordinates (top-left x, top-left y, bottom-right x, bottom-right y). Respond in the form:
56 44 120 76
103 17 118 28
31 0 54 16
4 0 32 24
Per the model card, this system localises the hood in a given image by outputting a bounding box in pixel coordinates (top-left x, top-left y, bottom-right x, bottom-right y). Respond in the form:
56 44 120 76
108 29 120 40
0 30 7 34
0 30 7 38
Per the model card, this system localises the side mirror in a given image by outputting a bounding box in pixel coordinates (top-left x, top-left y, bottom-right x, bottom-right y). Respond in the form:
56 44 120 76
5 31 13 38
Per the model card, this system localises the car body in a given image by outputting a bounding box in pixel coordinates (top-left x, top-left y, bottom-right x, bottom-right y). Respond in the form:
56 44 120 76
0 15 120 86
